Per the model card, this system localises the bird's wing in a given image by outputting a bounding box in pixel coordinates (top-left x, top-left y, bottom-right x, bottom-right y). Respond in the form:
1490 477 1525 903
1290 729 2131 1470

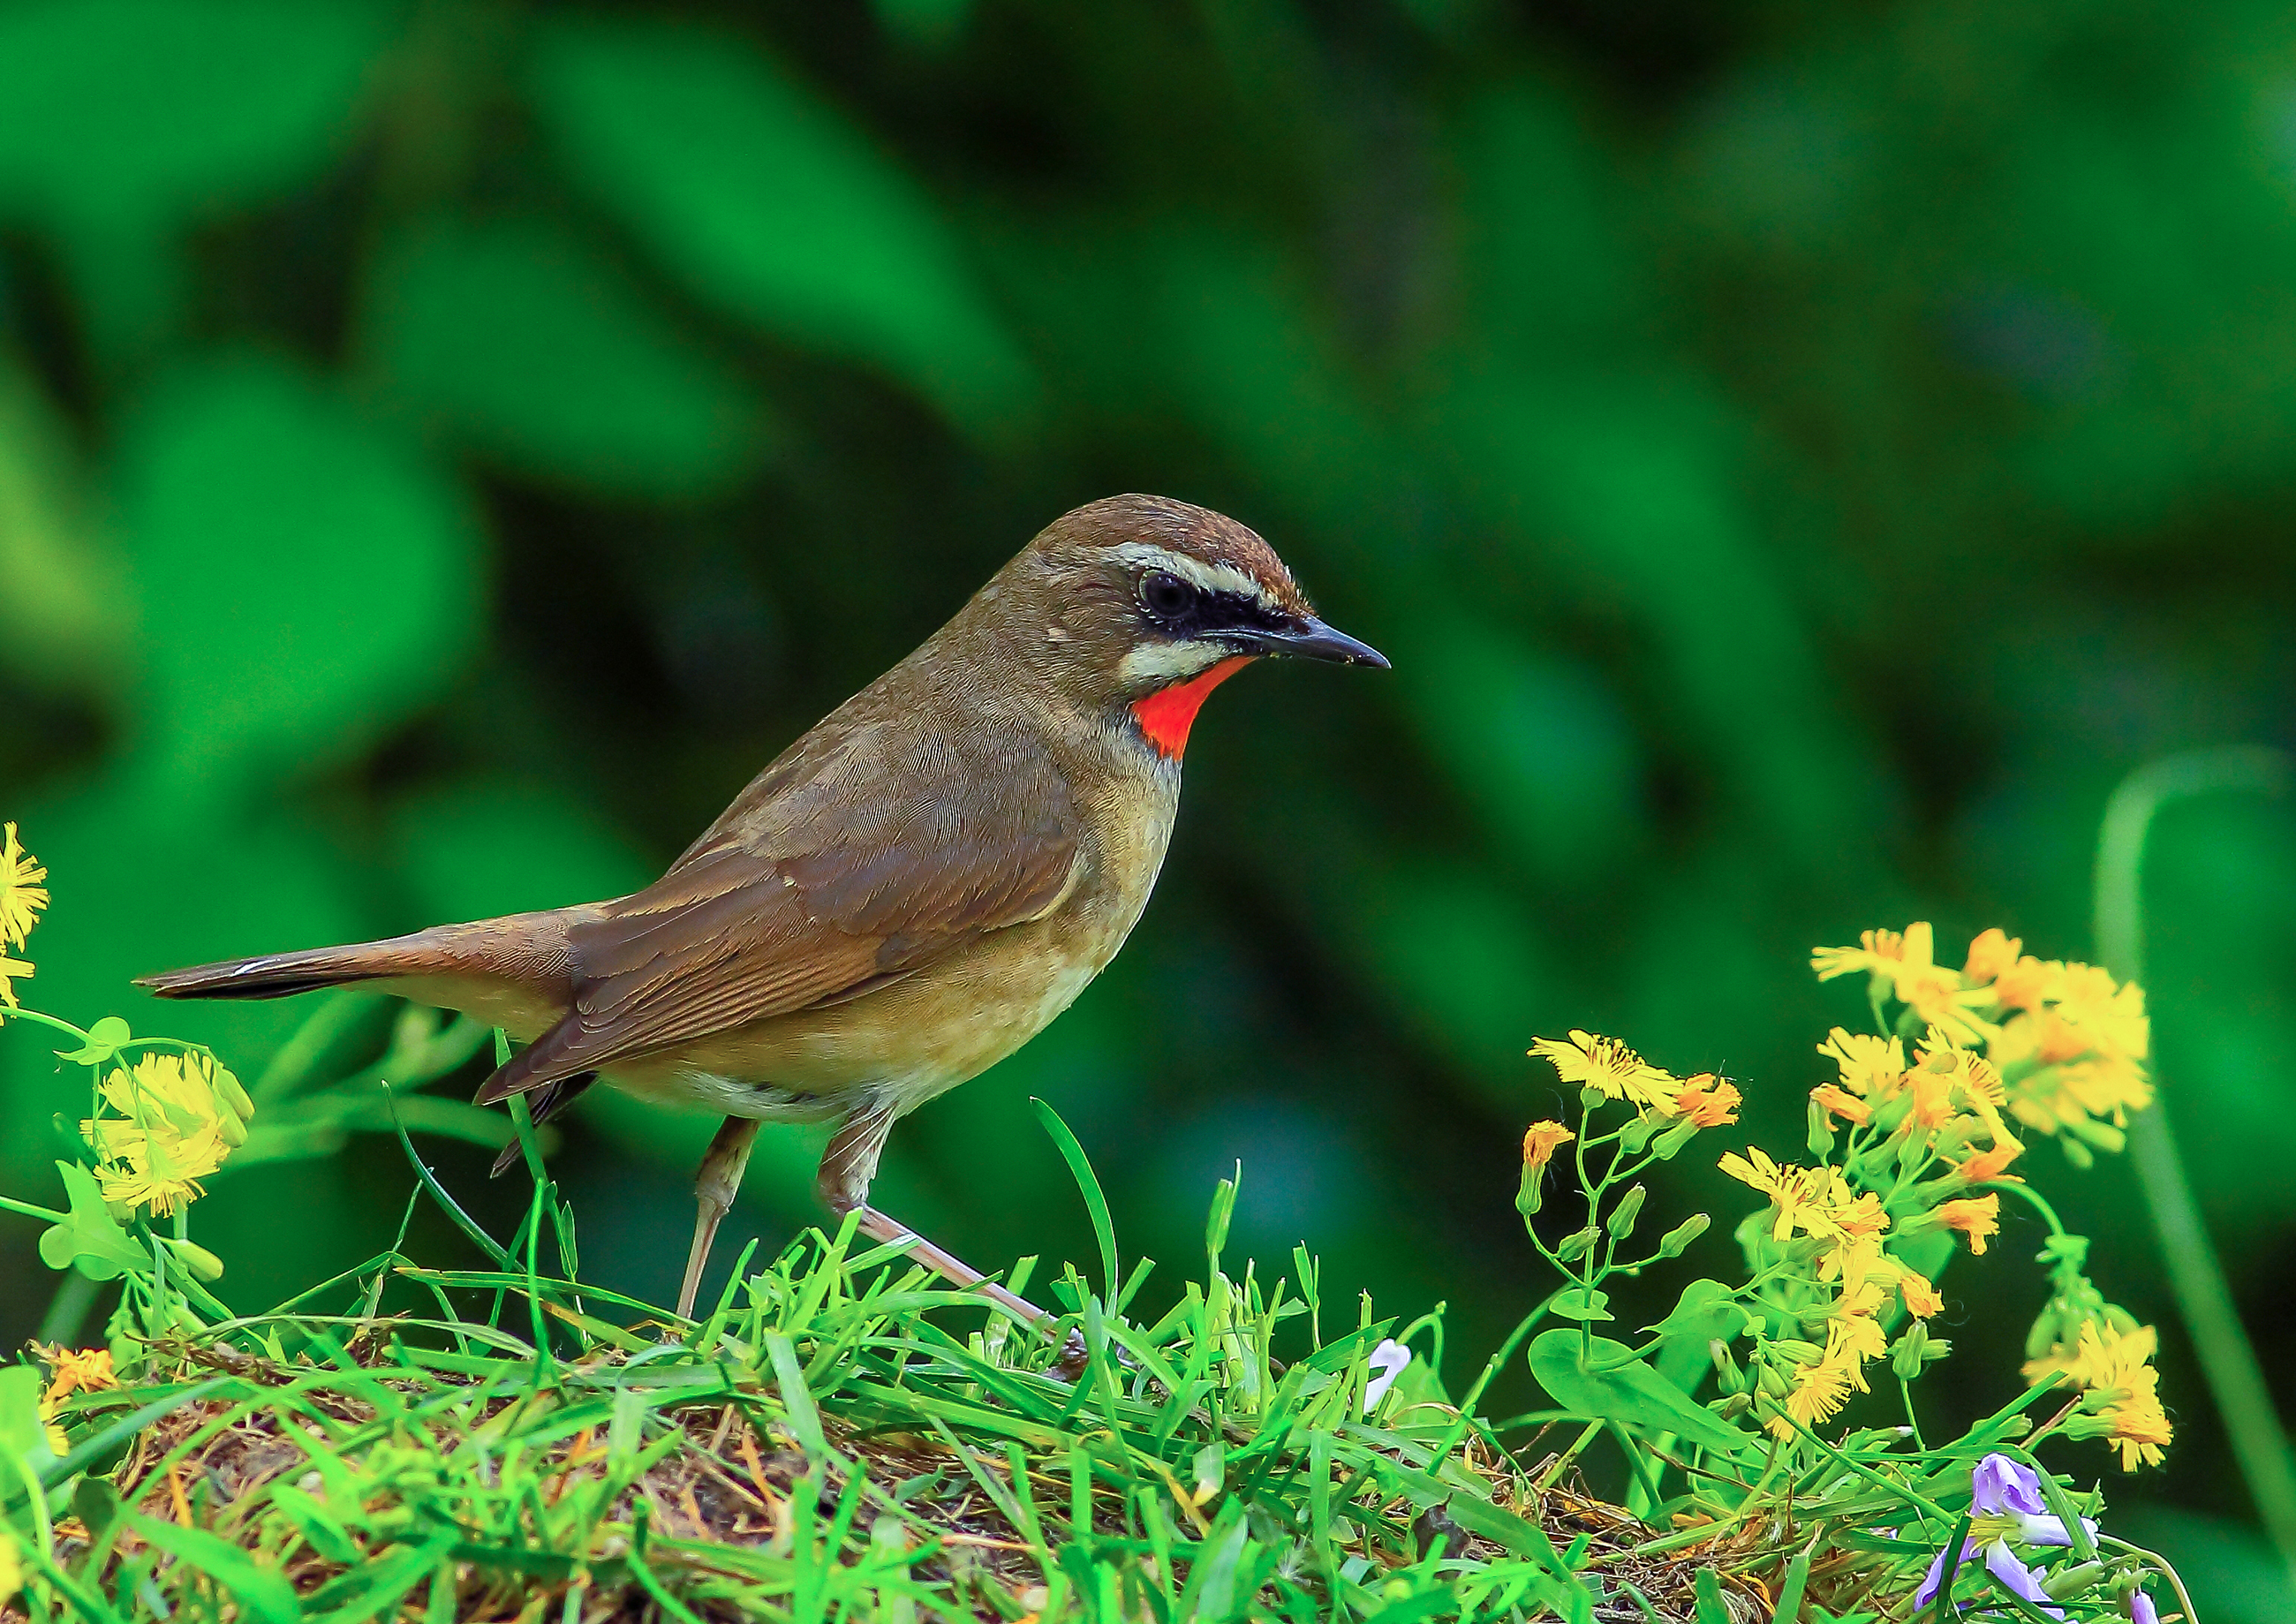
475 719 1081 1104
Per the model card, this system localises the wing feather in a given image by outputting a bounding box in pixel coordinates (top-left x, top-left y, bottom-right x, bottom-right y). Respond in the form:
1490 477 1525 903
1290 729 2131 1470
475 725 1082 1106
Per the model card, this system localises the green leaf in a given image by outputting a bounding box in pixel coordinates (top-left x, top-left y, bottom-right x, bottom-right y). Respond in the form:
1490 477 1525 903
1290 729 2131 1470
528 17 1033 432
120 354 481 786
1527 1330 1754 1457
0 0 383 229
0 1365 54 1474
1548 1287 1613 1322
36 1161 150 1282
362 216 774 501
1031 1096 1117 1305
54 1014 130 1066
126 1511 304 1624
1643 1279 1752 1347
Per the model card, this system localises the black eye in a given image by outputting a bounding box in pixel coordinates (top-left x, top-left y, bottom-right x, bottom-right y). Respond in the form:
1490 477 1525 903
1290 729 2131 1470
1139 570 1196 620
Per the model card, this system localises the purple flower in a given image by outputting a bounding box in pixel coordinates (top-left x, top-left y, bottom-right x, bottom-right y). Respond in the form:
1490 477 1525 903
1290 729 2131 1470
1983 1542 2063 1617
1913 1454 2094 1616
1973 1454 2049 1516
2128 1590 2160 1624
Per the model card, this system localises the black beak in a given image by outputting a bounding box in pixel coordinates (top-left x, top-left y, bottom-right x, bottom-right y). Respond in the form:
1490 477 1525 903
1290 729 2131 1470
1226 616 1391 668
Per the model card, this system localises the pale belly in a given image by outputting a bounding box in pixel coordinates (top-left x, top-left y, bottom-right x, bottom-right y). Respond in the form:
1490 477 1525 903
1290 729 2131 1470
605 910 1121 1122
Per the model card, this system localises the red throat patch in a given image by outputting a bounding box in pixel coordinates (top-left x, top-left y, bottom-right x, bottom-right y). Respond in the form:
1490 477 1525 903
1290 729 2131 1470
1130 656 1252 759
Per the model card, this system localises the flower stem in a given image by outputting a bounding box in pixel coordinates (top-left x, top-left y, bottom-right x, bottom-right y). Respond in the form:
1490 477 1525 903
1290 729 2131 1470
2094 744 2296 1596
1 1007 88 1044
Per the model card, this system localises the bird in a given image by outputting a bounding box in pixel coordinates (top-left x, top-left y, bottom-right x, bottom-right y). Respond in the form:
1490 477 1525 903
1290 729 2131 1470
139 494 1387 1324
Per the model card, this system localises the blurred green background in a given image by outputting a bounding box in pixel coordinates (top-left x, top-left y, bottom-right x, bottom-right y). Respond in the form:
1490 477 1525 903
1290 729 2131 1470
3 0 2294 1609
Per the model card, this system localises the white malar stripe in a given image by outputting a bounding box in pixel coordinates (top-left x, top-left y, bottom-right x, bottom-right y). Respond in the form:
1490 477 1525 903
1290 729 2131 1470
1118 638 1234 688
1109 542 1280 614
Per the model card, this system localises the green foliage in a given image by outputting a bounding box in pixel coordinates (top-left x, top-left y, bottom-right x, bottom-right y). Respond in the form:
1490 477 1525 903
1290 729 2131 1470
529 16 1033 428
362 215 774 501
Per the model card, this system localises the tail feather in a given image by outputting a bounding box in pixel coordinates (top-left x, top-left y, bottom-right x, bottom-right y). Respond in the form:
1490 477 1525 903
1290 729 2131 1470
137 932 448 1001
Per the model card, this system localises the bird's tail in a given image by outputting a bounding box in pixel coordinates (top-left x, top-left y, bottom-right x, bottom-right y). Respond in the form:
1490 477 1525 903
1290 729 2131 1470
136 930 453 1001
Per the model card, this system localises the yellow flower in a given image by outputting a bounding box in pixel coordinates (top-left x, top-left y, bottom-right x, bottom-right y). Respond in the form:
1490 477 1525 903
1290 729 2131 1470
1962 928 2023 985
1669 1074 1741 1128
1828 1307 1889 1372
1992 955 2063 1012
2056 1051 2154 1124
0 950 29 1011
1811 923 1999 1046
1817 1029 1906 1098
1522 1120 1575 1175
2049 1321 2173 1471
82 1052 244 1216
0 823 47 951
1809 1084 1870 1124
1530 1030 1675 1111
1771 1350 1856 1438
1952 1137 2025 1185
1932 1195 2000 1255
1899 1271 1944 1318
2050 964 2149 1060
38 1344 116 1404
35 1343 115 1457
0 1524 20 1599
1718 1147 1813 1242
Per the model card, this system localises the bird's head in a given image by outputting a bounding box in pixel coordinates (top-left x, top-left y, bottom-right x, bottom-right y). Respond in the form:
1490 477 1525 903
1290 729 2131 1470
1000 493 1388 759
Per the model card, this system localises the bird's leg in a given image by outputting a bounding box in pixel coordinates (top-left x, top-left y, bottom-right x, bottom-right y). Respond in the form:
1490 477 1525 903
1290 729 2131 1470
677 1115 760 1320
816 1104 1048 1329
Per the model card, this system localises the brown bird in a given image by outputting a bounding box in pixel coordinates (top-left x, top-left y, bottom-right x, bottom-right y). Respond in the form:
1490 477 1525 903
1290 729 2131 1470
140 495 1386 1322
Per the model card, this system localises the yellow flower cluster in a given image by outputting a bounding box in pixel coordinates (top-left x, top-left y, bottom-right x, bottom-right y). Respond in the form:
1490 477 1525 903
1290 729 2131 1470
1804 921 2169 1470
81 1052 255 1216
1811 1029 2027 1188
1529 1030 1742 1128
1718 1146 1945 1436
0 820 47 1009
1813 924 2149 1159
2048 1320 2175 1471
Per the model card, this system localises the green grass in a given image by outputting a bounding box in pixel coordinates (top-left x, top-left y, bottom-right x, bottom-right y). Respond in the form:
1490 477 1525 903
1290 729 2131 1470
22 1167 1628 1624
7 1078 2207 1624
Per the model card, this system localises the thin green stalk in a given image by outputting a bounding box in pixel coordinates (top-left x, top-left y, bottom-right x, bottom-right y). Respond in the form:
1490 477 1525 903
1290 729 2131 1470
2093 745 2296 1594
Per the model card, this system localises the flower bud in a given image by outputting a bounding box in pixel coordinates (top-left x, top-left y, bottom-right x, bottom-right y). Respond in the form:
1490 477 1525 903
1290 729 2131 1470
1656 1213 1710 1258
1556 1226 1599 1263
1579 1085 1610 1113
1755 1362 1793 1399
1515 1166 1545 1218
1770 1339 1824 1365
213 1066 255 1123
2025 1308 2064 1362
1807 1099 1835 1160
1605 1185 1647 1241
159 1237 225 1282
1897 1128 1932 1172
1708 1392 1752 1419
2043 1563 2107 1602
1620 1116 1656 1154
2066 1116 2125 1154
1892 1322 1930 1381
1652 1118 1700 1159
1712 1340 1745 1394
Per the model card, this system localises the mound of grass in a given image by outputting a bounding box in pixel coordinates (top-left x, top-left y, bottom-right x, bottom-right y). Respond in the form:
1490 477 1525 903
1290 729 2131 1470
17 1144 1801 1624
